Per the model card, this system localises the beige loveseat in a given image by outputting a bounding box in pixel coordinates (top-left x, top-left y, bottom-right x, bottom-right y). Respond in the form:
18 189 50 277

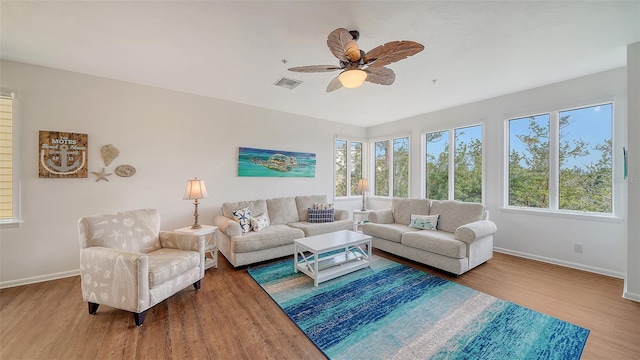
363 198 496 276
214 195 353 267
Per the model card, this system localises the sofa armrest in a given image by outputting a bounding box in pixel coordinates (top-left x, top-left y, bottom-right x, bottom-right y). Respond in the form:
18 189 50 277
368 209 394 224
159 231 204 252
334 209 349 221
454 220 497 244
79 246 149 312
214 215 242 238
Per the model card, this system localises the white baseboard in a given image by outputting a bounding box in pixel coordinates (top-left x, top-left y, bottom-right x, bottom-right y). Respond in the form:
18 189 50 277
0 269 79 289
623 283 640 302
493 247 626 279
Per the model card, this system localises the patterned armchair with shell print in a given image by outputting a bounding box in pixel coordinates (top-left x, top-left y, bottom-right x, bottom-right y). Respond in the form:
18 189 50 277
78 209 205 326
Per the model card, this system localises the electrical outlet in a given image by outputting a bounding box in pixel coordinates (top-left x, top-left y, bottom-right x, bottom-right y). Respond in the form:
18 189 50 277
574 243 584 253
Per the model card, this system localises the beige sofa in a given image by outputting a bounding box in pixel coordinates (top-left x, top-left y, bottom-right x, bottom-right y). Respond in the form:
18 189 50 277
363 198 496 276
214 195 353 267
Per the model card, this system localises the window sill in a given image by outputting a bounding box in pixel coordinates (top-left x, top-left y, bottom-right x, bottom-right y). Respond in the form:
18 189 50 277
0 220 23 229
334 196 361 202
499 207 623 223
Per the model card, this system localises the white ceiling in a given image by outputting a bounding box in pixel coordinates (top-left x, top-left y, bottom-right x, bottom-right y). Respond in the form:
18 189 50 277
1 1 639 127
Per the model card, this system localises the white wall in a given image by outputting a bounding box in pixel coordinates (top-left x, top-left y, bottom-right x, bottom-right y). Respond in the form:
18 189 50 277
0 59 634 291
625 42 640 301
0 60 364 287
368 67 629 278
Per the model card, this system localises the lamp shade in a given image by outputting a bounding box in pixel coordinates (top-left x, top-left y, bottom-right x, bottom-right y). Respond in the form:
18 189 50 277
356 178 369 193
183 177 209 200
339 69 367 88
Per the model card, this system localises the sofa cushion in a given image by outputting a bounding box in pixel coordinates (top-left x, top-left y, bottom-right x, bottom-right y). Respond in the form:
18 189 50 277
148 248 200 288
295 195 328 221
430 200 485 233
409 214 439 231
288 219 353 237
392 198 431 225
222 199 268 221
307 208 335 223
266 197 299 225
362 223 421 243
391 198 411 224
401 231 467 259
232 224 303 253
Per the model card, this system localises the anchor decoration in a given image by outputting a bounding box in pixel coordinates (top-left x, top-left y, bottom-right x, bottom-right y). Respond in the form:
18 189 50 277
39 130 88 178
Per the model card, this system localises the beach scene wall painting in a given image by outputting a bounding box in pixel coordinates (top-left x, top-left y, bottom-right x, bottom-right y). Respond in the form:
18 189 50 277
238 147 316 177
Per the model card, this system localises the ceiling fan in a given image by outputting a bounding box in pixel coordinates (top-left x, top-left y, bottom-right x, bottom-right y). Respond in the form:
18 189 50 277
288 28 424 92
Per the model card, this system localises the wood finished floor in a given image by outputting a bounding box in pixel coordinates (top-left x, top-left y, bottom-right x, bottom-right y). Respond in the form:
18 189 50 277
1 251 639 360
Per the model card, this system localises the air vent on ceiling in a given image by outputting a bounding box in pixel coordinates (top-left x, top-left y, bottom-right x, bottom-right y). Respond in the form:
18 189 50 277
274 77 303 89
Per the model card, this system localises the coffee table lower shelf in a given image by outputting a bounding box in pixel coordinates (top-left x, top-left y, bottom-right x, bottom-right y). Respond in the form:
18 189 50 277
293 230 372 287
295 251 370 286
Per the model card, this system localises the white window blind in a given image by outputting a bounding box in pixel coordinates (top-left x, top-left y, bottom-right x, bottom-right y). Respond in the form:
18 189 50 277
0 96 13 220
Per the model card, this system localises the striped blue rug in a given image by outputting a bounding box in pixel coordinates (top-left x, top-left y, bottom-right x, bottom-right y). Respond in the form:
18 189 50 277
248 255 589 360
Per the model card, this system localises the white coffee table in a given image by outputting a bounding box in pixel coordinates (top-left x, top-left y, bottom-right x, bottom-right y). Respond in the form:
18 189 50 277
294 230 372 287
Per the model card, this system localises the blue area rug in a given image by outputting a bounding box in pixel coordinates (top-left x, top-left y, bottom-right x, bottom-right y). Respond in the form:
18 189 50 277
248 255 589 360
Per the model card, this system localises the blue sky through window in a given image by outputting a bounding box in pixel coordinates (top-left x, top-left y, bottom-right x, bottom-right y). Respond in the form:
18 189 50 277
455 125 482 146
509 103 611 170
560 103 612 169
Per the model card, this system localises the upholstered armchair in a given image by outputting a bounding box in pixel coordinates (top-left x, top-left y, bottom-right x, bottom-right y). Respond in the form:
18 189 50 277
78 209 205 326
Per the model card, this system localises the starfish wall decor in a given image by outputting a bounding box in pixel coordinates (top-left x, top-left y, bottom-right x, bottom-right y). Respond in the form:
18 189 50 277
91 168 112 182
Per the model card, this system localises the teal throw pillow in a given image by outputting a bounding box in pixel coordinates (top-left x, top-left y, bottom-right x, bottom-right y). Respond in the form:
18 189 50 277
409 214 439 231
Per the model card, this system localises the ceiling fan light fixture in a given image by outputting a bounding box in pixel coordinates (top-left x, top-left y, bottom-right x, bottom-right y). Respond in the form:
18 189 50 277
338 69 367 88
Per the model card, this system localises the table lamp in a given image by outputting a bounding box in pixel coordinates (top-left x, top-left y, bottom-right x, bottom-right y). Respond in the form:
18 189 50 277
356 178 369 211
183 177 208 229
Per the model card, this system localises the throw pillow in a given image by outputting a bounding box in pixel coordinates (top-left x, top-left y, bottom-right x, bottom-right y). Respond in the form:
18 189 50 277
250 213 270 232
232 207 252 234
409 214 439 231
312 203 334 210
307 208 335 223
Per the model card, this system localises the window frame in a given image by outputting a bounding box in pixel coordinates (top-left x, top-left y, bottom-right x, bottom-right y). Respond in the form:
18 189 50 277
0 88 21 228
334 136 366 199
422 123 484 202
502 100 618 219
370 134 411 199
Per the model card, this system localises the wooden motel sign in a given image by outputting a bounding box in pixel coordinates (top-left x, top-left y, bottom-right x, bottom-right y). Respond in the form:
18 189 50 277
39 130 88 178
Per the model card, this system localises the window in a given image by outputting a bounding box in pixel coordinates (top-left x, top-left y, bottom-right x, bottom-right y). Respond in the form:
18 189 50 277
454 126 483 202
374 136 409 198
349 141 363 196
425 130 449 200
507 103 612 213
425 125 482 202
374 141 389 196
508 114 550 208
0 91 18 225
393 138 409 197
335 138 363 197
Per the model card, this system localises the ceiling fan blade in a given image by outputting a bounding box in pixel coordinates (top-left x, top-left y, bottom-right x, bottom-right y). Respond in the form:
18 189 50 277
288 65 341 73
327 28 361 63
326 76 343 92
364 67 396 85
364 41 424 68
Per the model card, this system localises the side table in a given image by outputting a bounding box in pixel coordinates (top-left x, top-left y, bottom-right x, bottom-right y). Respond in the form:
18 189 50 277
174 225 218 270
353 210 373 232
